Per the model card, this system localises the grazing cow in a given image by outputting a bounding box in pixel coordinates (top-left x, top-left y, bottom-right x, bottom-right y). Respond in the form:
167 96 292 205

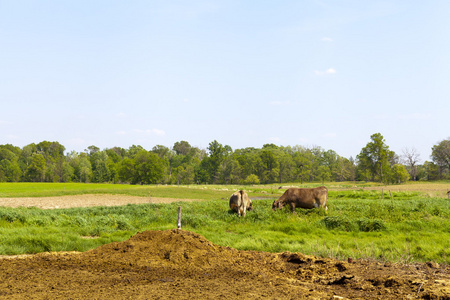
272 186 328 213
229 190 253 217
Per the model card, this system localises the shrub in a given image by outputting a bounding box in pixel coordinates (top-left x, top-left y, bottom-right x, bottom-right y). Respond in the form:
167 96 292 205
244 174 260 185
356 218 386 232
0 211 26 223
322 216 355 232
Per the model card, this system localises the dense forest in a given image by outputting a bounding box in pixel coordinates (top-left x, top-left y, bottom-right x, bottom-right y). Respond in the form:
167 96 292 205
0 133 449 185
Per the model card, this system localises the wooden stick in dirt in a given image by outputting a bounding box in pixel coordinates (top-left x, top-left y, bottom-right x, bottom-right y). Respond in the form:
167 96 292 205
177 206 182 229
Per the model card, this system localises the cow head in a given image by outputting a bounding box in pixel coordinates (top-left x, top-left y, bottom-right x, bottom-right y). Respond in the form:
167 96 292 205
247 200 253 211
272 200 284 211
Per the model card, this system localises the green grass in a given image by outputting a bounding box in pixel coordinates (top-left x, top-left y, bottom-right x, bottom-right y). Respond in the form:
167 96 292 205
0 182 449 263
0 182 279 199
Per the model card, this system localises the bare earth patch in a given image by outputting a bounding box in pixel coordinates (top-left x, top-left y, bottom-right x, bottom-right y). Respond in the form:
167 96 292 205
0 194 202 209
1 193 449 299
0 230 449 299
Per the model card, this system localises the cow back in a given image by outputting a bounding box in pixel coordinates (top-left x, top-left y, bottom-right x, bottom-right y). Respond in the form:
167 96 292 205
275 186 328 210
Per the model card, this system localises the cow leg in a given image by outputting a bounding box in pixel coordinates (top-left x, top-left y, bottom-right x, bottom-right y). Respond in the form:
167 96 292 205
243 205 247 217
290 203 296 213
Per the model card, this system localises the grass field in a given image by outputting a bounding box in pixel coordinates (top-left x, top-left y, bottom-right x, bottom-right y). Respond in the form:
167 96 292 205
0 182 449 263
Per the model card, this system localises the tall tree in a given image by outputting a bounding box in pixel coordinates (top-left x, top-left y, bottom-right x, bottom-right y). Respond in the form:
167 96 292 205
90 151 111 183
357 133 395 183
431 138 450 178
25 153 46 182
292 146 313 184
205 140 230 183
401 147 421 181
260 149 279 183
277 149 295 183
133 150 165 184
322 149 339 181
173 141 192 156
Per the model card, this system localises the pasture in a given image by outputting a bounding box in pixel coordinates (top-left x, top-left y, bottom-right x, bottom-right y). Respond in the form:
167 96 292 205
0 182 449 263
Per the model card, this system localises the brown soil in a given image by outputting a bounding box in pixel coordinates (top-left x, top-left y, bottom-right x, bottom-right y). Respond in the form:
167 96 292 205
0 194 202 209
0 230 449 299
1 195 450 299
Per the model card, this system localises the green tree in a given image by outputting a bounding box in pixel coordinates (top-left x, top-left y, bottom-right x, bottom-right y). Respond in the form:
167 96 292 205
322 149 338 180
260 149 279 183
277 149 295 183
390 164 410 184
235 148 263 181
91 151 111 183
292 147 313 184
309 146 325 182
244 174 260 185
317 165 331 184
127 145 145 158
419 161 440 181
172 165 195 184
86 145 100 157
36 141 65 161
173 141 192 156
218 156 242 184
118 157 135 183
67 151 92 182
431 138 450 179
335 156 356 181
25 153 46 182
357 133 395 183
0 160 21 182
0 145 22 182
133 150 165 184
204 140 230 183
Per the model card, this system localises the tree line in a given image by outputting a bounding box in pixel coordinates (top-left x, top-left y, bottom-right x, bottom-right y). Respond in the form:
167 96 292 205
0 133 449 184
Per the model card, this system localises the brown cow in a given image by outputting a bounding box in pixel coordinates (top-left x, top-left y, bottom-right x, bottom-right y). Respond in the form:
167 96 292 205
229 190 253 217
272 186 328 213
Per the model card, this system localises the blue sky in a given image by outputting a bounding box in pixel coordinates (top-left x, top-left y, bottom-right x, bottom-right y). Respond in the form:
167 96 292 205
1 1 449 161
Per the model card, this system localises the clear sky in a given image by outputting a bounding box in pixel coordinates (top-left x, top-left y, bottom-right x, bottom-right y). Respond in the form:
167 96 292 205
1 1 449 161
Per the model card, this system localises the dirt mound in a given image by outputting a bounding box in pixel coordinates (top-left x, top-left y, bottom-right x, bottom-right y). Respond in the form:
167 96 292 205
1 230 449 299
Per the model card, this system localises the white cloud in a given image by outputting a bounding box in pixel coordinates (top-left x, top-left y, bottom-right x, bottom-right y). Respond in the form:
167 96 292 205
321 37 333 42
314 68 337 76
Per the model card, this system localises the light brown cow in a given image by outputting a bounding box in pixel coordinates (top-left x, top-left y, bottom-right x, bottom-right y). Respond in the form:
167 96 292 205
229 190 253 217
272 186 328 213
